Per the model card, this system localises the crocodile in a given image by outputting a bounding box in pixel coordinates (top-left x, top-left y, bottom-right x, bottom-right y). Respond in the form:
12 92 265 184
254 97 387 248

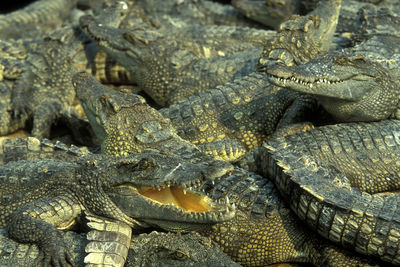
73 70 315 162
231 0 394 33
79 0 344 107
130 0 264 29
0 0 131 139
0 0 78 39
112 161 379 266
266 6 400 122
75 0 341 162
232 0 304 29
78 13 272 106
0 147 234 266
0 137 89 164
0 227 239 267
0 28 85 138
258 119 400 265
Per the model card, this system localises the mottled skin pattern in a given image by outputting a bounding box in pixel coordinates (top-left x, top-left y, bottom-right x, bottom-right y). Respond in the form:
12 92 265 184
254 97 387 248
73 71 251 165
126 231 239 267
268 53 400 122
79 14 268 106
267 6 400 122
232 0 302 29
260 119 400 265
156 0 340 161
231 0 387 33
0 157 136 266
131 0 262 29
0 29 83 138
73 70 313 162
160 73 314 162
0 229 87 267
0 137 89 164
0 0 77 39
113 165 378 266
257 0 341 70
76 0 341 162
0 149 234 266
0 227 240 267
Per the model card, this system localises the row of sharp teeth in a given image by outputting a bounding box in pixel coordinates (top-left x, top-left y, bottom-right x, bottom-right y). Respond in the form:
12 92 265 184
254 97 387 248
276 76 341 88
216 195 236 213
154 179 205 193
161 195 236 214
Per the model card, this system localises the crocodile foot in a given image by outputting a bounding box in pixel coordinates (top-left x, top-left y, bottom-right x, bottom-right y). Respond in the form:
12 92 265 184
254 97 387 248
34 232 76 267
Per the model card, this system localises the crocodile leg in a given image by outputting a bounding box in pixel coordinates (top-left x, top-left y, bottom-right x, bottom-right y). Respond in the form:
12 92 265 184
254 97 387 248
6 195 83 266
84 213 131 267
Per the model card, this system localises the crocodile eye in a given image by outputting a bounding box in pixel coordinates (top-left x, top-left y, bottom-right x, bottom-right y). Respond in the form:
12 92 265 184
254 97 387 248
123 32 136 44
334 56 367 66
172 250 188 261
117 157 157 172
101 94 120 114
266 0 286 7
349 56 367 63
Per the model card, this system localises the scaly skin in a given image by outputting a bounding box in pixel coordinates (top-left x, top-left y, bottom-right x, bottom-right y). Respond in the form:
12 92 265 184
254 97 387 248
267 53 400 122
266 6 400 122
159 73 313 162
79 13 270 106
73 71 313 162
113 165 379 266
0 28 85 138
76 1 341 162
0 149 234 266
0 0 130 138
0 227 239 267
131 0 262 29
73 71 255 164
157 0 340 161
0 137 89 164
260 119 400 265
0 0 77 39
125 231 239 266
232 0 302 29
257 0 341 69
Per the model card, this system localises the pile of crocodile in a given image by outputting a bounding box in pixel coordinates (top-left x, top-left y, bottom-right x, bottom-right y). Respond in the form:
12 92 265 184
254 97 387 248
1 0 400 266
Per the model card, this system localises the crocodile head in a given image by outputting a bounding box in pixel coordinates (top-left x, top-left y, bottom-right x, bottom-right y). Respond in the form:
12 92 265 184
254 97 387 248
98 151 236 231
72 71 174 156
257 0 341 69
79 14 161 74
72 71 146 144
267 54 400 121
232 0 300 29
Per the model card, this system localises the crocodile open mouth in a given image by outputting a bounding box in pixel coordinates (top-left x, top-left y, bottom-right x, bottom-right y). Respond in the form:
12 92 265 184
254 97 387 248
111 182 236 225
138 185 213 212
116 183 234 213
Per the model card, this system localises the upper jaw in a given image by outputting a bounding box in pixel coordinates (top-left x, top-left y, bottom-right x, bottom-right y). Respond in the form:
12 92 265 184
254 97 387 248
108 182 236 228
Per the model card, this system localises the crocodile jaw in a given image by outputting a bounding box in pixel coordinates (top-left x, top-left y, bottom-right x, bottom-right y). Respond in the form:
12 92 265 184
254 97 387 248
268 73 371 101
108 184 236 231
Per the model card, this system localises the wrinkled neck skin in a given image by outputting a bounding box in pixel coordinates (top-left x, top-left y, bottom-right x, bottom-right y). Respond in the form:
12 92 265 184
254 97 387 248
317 77 400 122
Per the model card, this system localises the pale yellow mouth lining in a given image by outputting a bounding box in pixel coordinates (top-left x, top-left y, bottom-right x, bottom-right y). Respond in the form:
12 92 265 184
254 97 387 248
118 185 214 212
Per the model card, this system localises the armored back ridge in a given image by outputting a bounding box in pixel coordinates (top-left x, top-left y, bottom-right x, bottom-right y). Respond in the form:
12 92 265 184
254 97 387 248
259 120 400 264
